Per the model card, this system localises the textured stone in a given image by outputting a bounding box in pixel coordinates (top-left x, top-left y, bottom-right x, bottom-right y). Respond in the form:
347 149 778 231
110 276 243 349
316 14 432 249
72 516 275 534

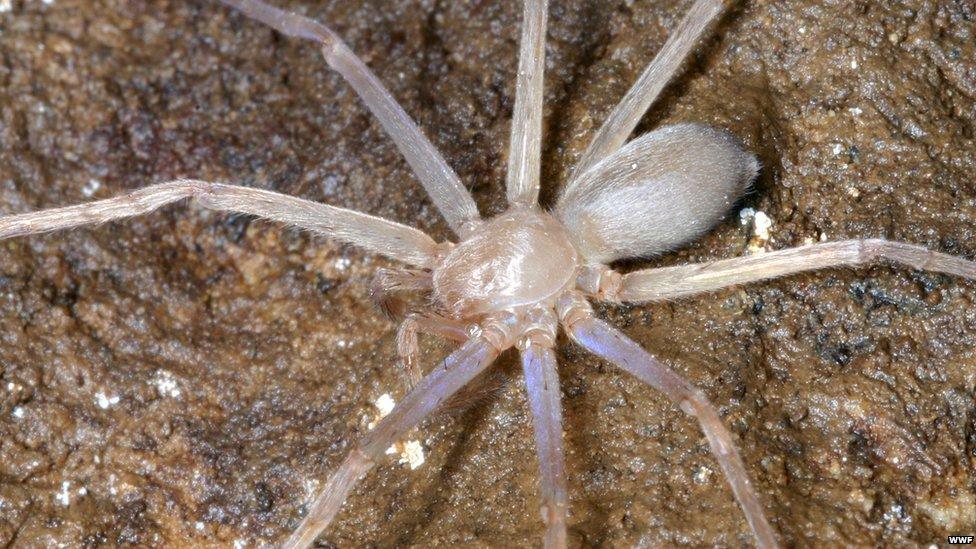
0 0 973 546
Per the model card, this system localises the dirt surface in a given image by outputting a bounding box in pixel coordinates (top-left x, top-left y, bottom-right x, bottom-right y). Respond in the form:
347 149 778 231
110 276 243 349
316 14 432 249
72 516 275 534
1 0 974 547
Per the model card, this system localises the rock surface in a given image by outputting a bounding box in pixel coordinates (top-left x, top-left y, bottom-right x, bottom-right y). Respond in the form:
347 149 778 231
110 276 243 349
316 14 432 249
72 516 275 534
0 0 974 546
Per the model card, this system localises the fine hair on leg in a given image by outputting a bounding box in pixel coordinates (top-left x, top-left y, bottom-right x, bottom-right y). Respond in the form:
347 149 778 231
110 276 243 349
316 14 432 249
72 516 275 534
608 239 976 303
574 0 727 176
218 0 481 235
557 292 778 548
506 0 549 208
521 340 568 548
0 179 440 268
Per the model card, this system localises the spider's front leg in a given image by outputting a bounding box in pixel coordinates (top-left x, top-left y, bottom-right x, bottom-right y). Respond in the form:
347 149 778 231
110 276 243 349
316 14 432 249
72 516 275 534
0 179 441 268
578 239 976 303
218 0 481 235
556 292 779 549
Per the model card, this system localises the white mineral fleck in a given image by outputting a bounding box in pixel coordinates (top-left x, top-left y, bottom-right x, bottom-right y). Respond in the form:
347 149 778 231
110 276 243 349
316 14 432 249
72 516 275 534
82 178 101 197
401 440 425 470
96 391 120 409
375 393 395 418
741 208 773 254
371 394 425 468
56 481 71 506
153 370 182 398
753 211 772 241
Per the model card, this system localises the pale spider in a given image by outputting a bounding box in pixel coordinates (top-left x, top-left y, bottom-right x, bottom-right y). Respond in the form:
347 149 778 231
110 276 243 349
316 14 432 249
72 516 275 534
2 0 975 547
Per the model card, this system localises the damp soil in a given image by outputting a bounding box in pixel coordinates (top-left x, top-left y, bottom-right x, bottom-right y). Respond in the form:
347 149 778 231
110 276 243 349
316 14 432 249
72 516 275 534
1 0 974 547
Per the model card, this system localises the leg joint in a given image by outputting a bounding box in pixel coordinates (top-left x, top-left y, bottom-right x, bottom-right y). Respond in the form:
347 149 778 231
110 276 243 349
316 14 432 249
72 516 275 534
555 291 592 331
577 264 622 300
479 312 521 352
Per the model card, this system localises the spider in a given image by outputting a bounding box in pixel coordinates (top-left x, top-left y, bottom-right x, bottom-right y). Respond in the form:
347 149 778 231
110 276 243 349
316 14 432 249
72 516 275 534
1 0 974 547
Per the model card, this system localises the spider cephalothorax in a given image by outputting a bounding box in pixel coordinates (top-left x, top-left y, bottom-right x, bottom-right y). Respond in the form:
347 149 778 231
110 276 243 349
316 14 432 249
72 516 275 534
432 209 578 316
1 0 973 548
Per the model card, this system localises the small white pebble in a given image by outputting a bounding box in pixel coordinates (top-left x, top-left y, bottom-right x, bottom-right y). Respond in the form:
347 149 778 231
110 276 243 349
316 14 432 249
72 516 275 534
850 59 858 70
401 440 425 470
371 395 424 468
6 382 15 391
81 178 101 197
153 370 182 398
0 0 11 12
233 539 246 549
752 211 772 241
96 392 120 409
693 465 712 484
56 481 71 506
738 207 756 225
77 487 87 496
375 394 395 418
12 406 24 418
849 106 863 116
333 257 351 271
831 143 845 155
741 209 773 254
195 522 205 531
302 478 320 504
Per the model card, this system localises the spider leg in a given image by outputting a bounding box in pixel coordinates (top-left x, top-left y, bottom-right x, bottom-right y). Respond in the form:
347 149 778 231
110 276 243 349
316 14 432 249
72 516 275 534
557 292 779 549
520 308 568 548
218 0 481 236
581 239 976 303
574 0 727 176
0 179 441 268
506 0 549 208
397 313 471 387
283 313 520 549
369 268 434 319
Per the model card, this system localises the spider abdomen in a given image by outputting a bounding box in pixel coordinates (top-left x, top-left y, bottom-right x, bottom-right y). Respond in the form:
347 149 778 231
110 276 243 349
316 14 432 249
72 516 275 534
557 123 758 263
433 209 578 316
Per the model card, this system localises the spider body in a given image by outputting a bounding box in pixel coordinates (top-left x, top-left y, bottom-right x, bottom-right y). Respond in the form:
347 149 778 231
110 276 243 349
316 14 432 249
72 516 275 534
432 209 578 316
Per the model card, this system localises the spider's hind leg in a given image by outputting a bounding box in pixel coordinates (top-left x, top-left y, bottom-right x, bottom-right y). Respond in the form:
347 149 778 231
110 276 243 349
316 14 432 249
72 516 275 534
520 307 569 548
557 292 779 549
283 315 519 548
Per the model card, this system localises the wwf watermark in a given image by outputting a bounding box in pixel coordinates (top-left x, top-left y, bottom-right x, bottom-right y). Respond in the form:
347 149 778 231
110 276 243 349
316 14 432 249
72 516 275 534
948 535 975 545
